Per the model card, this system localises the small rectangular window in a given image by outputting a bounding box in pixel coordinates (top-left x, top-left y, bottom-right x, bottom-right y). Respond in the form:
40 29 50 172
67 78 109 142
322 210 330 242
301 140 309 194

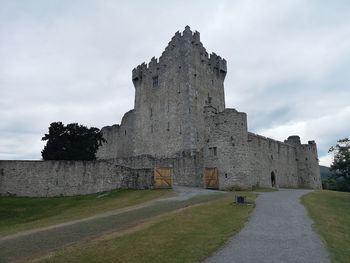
209 147 217 156
152 76 159 87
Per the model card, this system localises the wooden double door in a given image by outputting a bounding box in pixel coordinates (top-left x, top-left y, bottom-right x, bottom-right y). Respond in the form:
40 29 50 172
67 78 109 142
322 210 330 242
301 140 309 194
154 167 173 188
204 167 219 189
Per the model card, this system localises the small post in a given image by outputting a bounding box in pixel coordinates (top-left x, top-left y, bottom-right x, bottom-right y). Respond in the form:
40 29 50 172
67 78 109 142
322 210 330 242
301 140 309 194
235 195 246 204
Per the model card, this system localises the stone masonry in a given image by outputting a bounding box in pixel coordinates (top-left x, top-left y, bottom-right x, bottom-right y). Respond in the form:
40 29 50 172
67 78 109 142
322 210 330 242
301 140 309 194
97 26 322 190
0 26 322 197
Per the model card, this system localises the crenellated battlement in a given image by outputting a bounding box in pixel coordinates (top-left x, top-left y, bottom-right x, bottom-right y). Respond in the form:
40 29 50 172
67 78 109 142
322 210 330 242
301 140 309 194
132 26 227 87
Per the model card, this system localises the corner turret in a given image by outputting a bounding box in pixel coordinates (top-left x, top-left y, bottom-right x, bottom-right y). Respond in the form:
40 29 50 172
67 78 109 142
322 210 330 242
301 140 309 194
285 136 321 189
284 135 301 146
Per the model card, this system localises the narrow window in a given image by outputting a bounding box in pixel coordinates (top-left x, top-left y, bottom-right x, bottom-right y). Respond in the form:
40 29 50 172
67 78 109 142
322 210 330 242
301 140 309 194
209 147 217 156
152 76 159 88
225 173 228 178
124 130 127 136
150 108 153 118
167 122 170 131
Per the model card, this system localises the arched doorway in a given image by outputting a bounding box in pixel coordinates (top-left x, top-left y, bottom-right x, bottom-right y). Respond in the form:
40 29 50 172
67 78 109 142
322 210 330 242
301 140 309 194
271 171 276 187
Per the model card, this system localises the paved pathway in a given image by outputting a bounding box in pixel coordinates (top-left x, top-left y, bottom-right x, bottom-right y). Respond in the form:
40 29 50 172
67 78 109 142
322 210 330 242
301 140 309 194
204 189 330 263
0 186 224 263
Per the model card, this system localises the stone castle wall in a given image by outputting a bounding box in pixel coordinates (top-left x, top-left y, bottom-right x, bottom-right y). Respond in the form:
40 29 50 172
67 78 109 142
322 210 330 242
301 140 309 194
248 133 299 188
0 152 203 197
0 160 152 197
113 152 203 187
96 110 136 159
201 108 322 190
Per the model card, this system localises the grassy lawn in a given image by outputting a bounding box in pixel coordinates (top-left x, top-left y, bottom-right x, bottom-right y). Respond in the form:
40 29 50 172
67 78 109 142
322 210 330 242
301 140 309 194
0 189 172 236
38 192 256 263
301 190 350 263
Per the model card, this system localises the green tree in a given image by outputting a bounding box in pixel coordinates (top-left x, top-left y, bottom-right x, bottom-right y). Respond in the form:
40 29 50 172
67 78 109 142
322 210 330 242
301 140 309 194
41 122 106 160
328 138 350 192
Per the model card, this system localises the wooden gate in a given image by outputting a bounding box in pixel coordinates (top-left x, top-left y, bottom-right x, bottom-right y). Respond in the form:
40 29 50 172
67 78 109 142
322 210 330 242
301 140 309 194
204 167 219 189
154 167 173 188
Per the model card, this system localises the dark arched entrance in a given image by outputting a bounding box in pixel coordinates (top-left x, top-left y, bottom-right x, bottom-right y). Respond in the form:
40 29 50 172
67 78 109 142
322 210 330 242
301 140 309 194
271 171 276 187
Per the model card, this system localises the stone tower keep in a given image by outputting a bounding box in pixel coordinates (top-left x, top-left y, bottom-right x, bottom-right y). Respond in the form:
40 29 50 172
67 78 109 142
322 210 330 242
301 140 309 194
132 26 226 157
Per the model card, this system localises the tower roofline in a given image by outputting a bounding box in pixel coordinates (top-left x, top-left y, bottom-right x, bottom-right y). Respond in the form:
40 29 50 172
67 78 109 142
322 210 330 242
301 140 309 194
132 26 227 82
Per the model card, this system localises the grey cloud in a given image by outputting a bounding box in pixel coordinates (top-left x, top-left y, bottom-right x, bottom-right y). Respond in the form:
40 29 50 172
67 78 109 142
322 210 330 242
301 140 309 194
1 0 349 166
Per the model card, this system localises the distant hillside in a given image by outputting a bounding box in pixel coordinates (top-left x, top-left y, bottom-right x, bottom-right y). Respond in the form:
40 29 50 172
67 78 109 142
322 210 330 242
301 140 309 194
320 165 333 180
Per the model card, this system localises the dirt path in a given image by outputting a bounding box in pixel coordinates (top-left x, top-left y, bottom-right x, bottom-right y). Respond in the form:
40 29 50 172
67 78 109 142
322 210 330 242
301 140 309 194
0 186 224 263
204 189 330 263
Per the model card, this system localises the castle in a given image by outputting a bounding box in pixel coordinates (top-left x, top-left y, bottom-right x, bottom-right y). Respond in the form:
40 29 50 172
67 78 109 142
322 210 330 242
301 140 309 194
97 26 321 190
0 26 321 197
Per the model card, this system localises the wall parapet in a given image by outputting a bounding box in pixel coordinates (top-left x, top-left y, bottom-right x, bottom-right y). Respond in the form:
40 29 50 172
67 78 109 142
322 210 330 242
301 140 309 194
0 151 203 197
248 132 296 149
0 160 152 197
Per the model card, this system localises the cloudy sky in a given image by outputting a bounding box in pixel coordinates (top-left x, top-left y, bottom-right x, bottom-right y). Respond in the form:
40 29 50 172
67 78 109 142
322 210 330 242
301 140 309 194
1 0 349 166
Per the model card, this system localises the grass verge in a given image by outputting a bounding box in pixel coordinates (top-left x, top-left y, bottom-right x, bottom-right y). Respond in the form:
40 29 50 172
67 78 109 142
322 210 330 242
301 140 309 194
0 189 172 236
38 192 256 263
301 190 350 263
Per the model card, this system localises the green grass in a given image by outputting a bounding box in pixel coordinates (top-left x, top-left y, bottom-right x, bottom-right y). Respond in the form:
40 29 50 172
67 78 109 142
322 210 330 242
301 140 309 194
301 190 350 263
39 192 256 263
0 189 172 236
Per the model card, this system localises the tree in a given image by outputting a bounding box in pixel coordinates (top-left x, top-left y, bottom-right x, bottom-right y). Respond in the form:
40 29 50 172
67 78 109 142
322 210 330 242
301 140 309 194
41 122 106 160
328 138 350 192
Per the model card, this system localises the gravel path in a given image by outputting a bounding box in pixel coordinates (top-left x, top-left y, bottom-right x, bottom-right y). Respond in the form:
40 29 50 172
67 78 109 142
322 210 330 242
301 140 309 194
204 189 330 263
0 187 223 263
